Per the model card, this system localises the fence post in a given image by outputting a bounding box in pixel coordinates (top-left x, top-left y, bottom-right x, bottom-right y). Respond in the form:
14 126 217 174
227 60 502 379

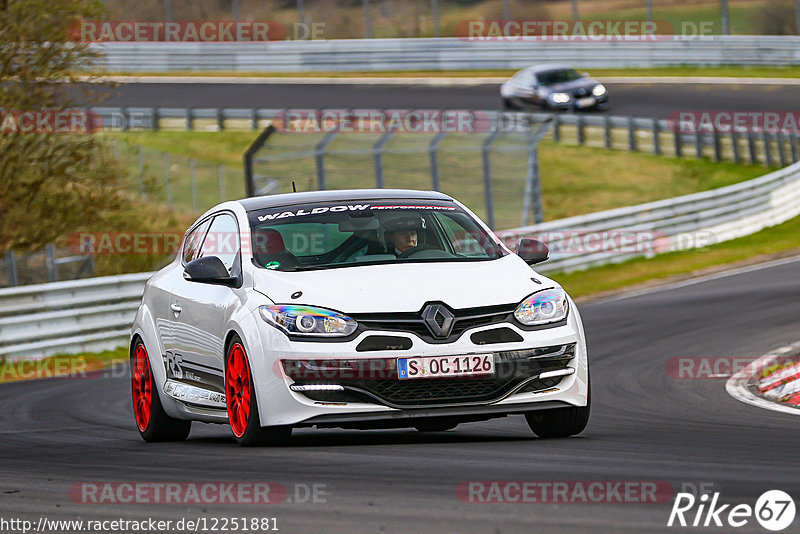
792 134 800 163
712 129 722 162
186 108 194 131
428 132 447 191
190 158 198 211
763 132 774 167
628 116 637 151
119 106 130 132
747 131 758 164
695 131 703 158
652 119 661 155
604 115 612 149
314 131 337 190
218 164 226 201
45 244 57 283
138 145 146 197
251 109 259 130
521 118 553 226
552 115 561 142
674 128 682 157
481 131 501 229
217 108 225 131
731 130 741 164
5 250 18 287
373 132 395 189
163 153 173 205
577 115 585 145
777 132 788 167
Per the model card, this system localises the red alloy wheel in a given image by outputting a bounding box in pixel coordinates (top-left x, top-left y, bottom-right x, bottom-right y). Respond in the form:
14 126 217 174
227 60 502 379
226 343 251 438
132 343 152 432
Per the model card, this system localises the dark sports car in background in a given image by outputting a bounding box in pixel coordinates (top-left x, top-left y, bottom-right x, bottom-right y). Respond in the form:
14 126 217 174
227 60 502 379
501 64 609 111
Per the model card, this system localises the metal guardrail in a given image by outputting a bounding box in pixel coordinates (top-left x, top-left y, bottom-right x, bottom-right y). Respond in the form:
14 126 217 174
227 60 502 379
0 273 151 360
93 36 800 72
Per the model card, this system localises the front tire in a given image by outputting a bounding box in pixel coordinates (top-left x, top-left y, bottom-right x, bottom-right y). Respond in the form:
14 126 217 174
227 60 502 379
131 339 191 442
226 335 292 447
525 375 590 438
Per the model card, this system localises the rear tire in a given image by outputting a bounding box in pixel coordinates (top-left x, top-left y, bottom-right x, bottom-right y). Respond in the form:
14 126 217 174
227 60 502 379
131 339 191 442
525 375 590 438
226 335 292 447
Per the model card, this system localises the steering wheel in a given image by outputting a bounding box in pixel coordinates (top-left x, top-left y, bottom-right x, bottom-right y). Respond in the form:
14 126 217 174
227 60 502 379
397 245 436 259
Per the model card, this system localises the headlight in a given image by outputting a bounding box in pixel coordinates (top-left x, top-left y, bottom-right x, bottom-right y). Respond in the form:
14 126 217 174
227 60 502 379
551 92 570 104
592 84 606 96
513 288 569 326
259 305 358 337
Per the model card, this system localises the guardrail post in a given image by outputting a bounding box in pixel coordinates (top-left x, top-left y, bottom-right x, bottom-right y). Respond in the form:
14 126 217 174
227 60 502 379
5 250 18 287
314 131 338 191
45 244 57 283
217 108 225 131
373 132 394 189
712 129 722 162
731 130 741 164
604 116 612 148
791 134 800 163
747 131 758 164
189 158 198 211
186 108 194 131
652 119 661 155
674 128 682 157
151 108 159 131
218 164 226 201
763 131 774 167
695 132 703 159
628 116 637 151
251 109 259 130
163 153 173 205
481 131 501 229
577 115 586 145
777 132 788 167
428 132 447 191
120 106 130 132
552 115 561 142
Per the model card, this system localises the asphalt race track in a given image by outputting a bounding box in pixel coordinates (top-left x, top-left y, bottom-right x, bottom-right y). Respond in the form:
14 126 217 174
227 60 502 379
96 81 800 119
2 257 799 533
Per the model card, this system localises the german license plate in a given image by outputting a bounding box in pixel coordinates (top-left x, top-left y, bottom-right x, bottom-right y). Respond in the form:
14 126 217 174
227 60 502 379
576 97 596 108
397 354 494 380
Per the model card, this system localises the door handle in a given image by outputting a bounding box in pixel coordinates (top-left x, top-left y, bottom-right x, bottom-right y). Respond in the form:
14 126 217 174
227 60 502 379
170 303 182 314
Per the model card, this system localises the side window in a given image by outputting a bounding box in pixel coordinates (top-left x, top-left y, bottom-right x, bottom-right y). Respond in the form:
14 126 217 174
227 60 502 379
182 219 211 264
438 214 487 257
200 213 240 272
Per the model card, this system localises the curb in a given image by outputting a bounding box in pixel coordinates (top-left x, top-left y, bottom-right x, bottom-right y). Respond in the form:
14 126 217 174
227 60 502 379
726 341 800 416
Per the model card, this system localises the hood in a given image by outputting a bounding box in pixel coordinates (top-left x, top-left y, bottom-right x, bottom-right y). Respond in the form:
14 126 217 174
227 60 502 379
545 78 598 93
253 254 555 313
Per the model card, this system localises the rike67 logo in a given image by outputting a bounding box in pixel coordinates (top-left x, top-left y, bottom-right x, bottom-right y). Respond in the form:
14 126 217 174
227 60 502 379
668 490 795 531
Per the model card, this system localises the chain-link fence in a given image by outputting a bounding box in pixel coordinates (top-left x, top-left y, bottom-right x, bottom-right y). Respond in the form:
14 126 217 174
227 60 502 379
110 141 246 213
249 117 553 230
1 246 94 288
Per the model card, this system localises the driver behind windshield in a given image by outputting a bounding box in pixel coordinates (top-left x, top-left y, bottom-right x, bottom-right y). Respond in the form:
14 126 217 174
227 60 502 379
383 216 422 255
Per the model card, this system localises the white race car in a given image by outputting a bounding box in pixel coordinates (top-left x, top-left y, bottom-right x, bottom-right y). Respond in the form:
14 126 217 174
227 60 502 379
130 190 590 446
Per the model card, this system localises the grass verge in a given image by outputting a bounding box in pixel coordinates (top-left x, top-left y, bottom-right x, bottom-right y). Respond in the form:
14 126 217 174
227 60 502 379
0 347 128 384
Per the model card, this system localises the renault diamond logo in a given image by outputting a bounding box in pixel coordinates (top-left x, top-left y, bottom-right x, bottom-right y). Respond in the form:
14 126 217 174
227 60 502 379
422 304 455 339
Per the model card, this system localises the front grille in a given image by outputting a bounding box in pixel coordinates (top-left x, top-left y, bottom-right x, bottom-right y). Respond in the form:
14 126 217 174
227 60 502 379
352 302 517 344
291 344 575 407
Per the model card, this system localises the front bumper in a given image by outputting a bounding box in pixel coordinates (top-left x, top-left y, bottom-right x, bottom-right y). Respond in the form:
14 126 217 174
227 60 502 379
246 303 589 427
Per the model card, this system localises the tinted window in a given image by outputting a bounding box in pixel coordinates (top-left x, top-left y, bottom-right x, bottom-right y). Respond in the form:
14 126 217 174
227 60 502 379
200 213 240 272
248 200 506 271
537 68 581 86
182 218 211 264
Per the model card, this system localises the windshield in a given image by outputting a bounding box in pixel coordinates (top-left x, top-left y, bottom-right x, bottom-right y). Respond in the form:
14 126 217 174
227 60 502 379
247 200 506 271
537 68 581 86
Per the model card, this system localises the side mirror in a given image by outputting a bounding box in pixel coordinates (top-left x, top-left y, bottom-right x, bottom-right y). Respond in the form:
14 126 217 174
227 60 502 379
516 238 550 265
183 256 237 287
